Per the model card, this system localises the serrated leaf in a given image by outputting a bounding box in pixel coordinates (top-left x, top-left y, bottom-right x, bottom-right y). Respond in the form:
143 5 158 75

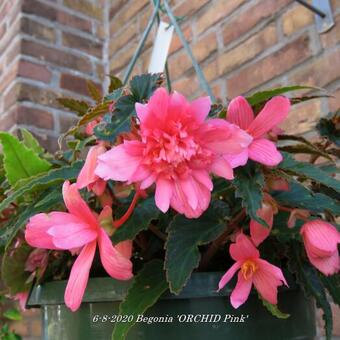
57 98 89 116
0 161 83 214
320 274 340 306
279 152 340 193
1 243 31 294
259 295 290 319
279 144 332 161
316 111 340 146
87 80 102 103
165 201 228 294
20 129 44 154
0 132 51 187
3 309 22 321
273 181 340 215
108 75 123 93
112 259 168 340
289 242 333 340
233 163 265 225
246 85 319 107
111 197 159 243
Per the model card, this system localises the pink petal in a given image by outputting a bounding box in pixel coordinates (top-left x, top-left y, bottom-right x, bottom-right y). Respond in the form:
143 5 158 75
155 177 173 213
227 96 254 130
192 170 213 191
250 203 273 246
230 234 260 262
248 138 283 166
223 149 249 168
90 179 106 196
218 262 241 291
247 96 290 138
180 176 199 210
95 144 142 182
230 271 253 308
145 87 170 125
64 240 96 311
47 223 97 249
306 251 340 276
140 172 157 189
76 145 106 190
189 96 211 123
210 157 234 180
25 213 60 250
135 102 149 124
62 181 98 227
98 228 133 280
115 240 133 259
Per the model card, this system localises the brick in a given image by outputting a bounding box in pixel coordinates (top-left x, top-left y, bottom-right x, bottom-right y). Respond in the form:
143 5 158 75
174 0 209 17
169 25 192 55
110 42 137 73
60 73 100 96
9 320 29 336
0 1 12 23
0 62 18 94
192 31 218 63
280 99 322 134
21 17 56 43
109 19 137 57
218 24 277 76
222 0 291 45
321 13 340 48
290 50 340 89
196 0 245 35
282 4 314 36
62 32 102 58
5 40 20 67
22 0 57 21
57 10 92 34
172 76 199 98
63 0 103 20
203 61 218 82
0 110 17 130
168 51 192 80
109 0 127 19
329 87 340 112
0 23 6 40
227 34 311 97
59 113 78 133
110 0 148 36
16 105 54 129
18 60 52 83
21 39 92 74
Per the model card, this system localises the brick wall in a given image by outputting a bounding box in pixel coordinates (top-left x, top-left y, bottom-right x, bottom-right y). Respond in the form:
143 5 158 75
0 0 339 339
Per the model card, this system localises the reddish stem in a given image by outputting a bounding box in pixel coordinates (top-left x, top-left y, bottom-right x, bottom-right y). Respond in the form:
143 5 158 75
113 190 142 228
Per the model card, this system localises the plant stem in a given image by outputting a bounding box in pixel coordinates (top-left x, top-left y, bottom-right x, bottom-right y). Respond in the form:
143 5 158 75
199 209 245 270
149 224 167 241
113 191 141 228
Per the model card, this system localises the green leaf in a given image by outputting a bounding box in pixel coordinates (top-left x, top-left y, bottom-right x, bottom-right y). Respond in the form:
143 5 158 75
0 161 83 214
57 98 89 116
289 242 333 340
1 242 31 294
108 75 123 93
273 181 340 215
233 163 265 225
259 295 290 319
20 129 44 154
246 85 319 107
320 274 340 306
279 152 340 193
0 132 51 186
165 201 229 294
112 259 168 340
3 309 22 321
112 197 159 243
87 80 102 103
316 111 340 146
278 144 332 161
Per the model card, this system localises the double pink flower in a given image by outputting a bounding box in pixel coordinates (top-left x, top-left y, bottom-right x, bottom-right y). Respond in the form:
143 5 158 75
225 96 290 167
95 88 252 218
25 181 133 311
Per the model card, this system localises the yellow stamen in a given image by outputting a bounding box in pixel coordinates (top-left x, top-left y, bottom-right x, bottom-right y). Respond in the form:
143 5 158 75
241 260 257 280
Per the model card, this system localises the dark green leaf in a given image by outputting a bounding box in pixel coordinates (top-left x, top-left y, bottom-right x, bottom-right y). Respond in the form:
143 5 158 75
259 295 290 319
57 98 89 116
165 201 228 294
320 274 340 306
112 198 159 243
1 243 31 294
112 259 168 340
0 132 51 187
233 163 265 225
279 152 340 193
108 76 123 93
3 309 22 321
279 144 332 161
316 111 340 146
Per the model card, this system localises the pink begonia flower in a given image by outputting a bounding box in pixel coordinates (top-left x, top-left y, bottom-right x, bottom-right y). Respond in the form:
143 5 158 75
218 234 287 308
95 88 252 218
25 248 49 275
250 202 275 246
13 292 28 311
77 144 107 196
25 181 133 312
225 96 290 167
300 220 340 276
